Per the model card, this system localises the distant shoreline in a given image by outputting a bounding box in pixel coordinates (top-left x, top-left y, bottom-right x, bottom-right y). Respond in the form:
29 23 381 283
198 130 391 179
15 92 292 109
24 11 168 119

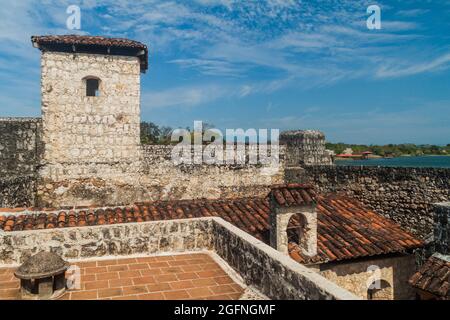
334 154 450 161
334 155 450 168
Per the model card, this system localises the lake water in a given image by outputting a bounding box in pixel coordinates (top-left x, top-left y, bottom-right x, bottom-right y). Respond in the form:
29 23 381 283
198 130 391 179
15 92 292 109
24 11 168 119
335 156 450 168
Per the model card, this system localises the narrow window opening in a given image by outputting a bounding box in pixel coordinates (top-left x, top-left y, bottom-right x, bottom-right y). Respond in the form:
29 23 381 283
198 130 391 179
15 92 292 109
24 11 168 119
86 78 100 97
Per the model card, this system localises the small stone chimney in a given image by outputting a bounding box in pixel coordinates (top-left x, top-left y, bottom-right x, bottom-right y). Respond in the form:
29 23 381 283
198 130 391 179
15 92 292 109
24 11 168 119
432 202 449 255
280 130 333 168
269 185 318 257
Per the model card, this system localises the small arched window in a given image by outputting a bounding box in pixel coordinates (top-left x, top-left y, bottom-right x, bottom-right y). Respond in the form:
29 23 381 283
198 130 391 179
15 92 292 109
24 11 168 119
286 213 316 257
84 77 100 97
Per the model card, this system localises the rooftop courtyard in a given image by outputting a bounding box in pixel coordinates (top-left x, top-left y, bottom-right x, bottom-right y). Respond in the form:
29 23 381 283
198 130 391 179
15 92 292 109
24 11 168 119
0 253 252 300
0 211 358 300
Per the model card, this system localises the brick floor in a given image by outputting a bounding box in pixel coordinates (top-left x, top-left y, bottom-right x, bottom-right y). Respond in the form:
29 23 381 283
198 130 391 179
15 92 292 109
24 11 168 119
0 253 245 300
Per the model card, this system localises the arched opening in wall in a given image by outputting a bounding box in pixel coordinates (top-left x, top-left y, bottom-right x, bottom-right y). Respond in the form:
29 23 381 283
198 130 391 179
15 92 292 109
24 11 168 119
286 212 317 257
367 280 392 300
83 76 101 97
287 213 305 247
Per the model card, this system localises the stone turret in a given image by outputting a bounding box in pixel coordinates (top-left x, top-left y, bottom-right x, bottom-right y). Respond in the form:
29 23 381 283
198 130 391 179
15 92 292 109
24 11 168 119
280 130 333 184
280 130 333 167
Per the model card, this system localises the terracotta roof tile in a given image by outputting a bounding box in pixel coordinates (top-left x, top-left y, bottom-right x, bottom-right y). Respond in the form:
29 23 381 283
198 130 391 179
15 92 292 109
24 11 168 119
270 184 316 207
0 187 423 264
31 35 148 72
409 255 450 299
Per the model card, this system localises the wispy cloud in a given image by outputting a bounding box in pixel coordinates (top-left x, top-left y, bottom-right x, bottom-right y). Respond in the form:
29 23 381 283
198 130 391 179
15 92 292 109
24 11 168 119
169 58 241 77
141 85 229 109
397 8 430 17
376 53 450 78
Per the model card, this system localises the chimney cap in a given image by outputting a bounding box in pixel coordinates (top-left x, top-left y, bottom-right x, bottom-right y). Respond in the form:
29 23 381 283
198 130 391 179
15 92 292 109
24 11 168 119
15 251 69 280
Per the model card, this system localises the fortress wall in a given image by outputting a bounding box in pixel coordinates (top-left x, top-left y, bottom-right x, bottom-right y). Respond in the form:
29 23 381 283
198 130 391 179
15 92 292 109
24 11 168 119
297 166 450 239
140 144 284 201
35 144 284 207
0 129 284 208
0 118 42 207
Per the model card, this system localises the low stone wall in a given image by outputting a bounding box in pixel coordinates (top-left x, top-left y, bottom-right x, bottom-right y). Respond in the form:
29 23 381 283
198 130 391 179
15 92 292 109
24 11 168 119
212 218 357 300
0 218 213 265
0 217 357 300
298 166 450 239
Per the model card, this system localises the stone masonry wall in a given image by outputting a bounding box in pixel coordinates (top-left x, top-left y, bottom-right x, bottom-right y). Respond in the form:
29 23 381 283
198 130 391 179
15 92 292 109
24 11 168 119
0 218 214 265
0 118 42 207
318 254 416 300
280 130 332 167
140 145 284 201
38 51 143 207
297 166 450 239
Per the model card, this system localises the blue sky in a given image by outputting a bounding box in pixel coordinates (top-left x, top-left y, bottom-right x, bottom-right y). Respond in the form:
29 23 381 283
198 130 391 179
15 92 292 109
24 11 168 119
0 1 449 144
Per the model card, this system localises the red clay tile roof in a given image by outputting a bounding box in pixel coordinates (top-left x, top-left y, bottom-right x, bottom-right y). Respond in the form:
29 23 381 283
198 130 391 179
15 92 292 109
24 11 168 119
409 255 450 299
0 188 423 264
31 35 148 72
288 195 423 264
270 184 316 207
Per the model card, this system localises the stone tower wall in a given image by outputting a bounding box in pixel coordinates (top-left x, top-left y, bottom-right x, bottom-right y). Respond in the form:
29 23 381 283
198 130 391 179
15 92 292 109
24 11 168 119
38 51 143 206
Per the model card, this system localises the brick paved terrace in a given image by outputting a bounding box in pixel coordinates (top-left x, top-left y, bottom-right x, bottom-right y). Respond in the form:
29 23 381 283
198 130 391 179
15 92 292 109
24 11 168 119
0 253 247 300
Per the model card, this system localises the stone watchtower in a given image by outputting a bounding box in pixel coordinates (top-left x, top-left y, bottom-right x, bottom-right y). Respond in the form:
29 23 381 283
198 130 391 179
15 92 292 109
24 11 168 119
31 35 148 207
280 130 333 183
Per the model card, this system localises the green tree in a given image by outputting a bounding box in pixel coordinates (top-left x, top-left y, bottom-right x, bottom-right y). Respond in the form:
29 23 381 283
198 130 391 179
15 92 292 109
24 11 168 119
140 121 160 144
